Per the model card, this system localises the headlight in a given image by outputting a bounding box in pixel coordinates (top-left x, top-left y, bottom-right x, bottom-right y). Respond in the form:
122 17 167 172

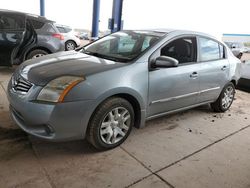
37 76 85 103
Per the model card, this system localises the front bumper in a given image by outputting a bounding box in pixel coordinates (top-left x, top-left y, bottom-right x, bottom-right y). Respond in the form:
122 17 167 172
7 80 94 141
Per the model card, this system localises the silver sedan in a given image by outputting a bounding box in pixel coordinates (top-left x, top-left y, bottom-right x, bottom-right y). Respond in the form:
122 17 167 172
7 29 241 150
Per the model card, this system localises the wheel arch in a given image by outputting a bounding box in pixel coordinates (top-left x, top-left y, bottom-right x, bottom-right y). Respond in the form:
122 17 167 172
230 79 237 87
87 91 146 131
66 40 77 45
25 46 52 60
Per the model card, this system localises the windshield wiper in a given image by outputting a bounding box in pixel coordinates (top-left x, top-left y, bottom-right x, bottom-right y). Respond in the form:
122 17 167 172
84 51 128 62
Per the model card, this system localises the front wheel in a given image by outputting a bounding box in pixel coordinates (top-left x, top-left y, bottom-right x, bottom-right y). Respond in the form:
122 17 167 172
87 97 134 150
211 82 235 112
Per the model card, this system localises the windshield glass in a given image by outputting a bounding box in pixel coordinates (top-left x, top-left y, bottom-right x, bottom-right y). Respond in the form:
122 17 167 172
83 31 164 62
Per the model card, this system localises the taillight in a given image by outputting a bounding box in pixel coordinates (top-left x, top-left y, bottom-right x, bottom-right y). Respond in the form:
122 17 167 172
52 33 64 40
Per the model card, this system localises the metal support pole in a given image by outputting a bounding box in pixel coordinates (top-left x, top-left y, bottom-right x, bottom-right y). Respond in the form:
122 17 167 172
91 0 100 40
111 0 123 33
40 0 45 16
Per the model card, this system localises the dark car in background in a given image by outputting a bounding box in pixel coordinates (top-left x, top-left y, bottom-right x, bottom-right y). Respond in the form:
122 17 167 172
0 9 64 66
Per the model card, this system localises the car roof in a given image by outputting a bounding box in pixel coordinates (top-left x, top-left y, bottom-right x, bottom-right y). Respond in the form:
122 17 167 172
0 9 54 22
148 29 216 38
55 24 71 28
124 29 221 42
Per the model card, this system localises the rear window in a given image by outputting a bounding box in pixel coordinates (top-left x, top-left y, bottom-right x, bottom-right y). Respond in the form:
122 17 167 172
30 19 44 29
0 14 25 30
56 26 72 33
57 26 65 33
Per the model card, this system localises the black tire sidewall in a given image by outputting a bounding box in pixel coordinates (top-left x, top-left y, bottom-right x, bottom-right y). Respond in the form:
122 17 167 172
26 49 48 60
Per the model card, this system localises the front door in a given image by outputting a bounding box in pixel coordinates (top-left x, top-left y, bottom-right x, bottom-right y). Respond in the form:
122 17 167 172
0 13 25 66
148 37 200 117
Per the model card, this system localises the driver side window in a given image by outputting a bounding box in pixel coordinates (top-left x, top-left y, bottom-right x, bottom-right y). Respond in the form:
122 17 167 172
160 37 197 64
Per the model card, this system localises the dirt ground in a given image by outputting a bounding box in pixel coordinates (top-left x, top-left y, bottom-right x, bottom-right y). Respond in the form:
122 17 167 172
1 66 250 188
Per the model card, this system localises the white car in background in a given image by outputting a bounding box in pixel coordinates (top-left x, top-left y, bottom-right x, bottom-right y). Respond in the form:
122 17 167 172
238 60 250 89
224 42 248 59
56 24 81 51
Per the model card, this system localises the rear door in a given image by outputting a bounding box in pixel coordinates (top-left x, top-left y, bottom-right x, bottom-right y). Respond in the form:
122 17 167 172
0 13 25 66
197 37 229 103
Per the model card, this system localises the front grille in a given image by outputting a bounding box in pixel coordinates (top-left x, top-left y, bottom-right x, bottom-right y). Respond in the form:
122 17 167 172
12 75 33 94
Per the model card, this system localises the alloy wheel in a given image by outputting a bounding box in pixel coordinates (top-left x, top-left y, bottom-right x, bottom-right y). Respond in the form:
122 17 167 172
221 85 234 109
100 107 131 145
66 42 75 50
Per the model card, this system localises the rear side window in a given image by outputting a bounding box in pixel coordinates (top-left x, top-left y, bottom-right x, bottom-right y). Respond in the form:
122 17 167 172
30 19 44 29
44 23 56 33
0 14 25 30
199 37 221 61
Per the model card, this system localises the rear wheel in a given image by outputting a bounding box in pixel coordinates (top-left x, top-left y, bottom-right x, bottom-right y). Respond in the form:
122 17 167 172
211 82 235 112
26 49 48 60
87 97 134 150
65 41 76 51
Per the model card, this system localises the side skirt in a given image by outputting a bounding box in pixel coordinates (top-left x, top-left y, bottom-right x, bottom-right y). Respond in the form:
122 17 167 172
146 100 214 121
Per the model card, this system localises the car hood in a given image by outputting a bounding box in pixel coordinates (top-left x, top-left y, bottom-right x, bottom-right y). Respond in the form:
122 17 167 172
18 51 126 86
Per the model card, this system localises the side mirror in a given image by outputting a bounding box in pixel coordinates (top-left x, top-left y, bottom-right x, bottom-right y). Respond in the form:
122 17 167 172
153 56 179 68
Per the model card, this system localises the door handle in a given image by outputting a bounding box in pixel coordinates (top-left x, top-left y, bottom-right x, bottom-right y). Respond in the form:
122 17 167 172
221 66 227 71
190 72 198 78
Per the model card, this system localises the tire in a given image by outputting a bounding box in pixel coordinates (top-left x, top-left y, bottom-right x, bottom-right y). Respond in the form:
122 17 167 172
237 53 243 59
26 49 48 60
87 97 134 150
65 41 76 51
211 82 235 112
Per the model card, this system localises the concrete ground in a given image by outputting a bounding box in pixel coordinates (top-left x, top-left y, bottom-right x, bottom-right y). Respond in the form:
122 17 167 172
1 67 250 188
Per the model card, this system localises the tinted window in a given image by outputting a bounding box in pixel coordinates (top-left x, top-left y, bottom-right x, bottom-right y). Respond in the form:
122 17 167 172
64 27 72 33
30 19 44 29
57 27 65 33
0 14 25 30
44 23 56 33
160 37 197 64
199 37 220 61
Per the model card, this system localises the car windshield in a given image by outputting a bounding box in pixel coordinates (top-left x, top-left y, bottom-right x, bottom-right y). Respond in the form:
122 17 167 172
83 31 164 62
